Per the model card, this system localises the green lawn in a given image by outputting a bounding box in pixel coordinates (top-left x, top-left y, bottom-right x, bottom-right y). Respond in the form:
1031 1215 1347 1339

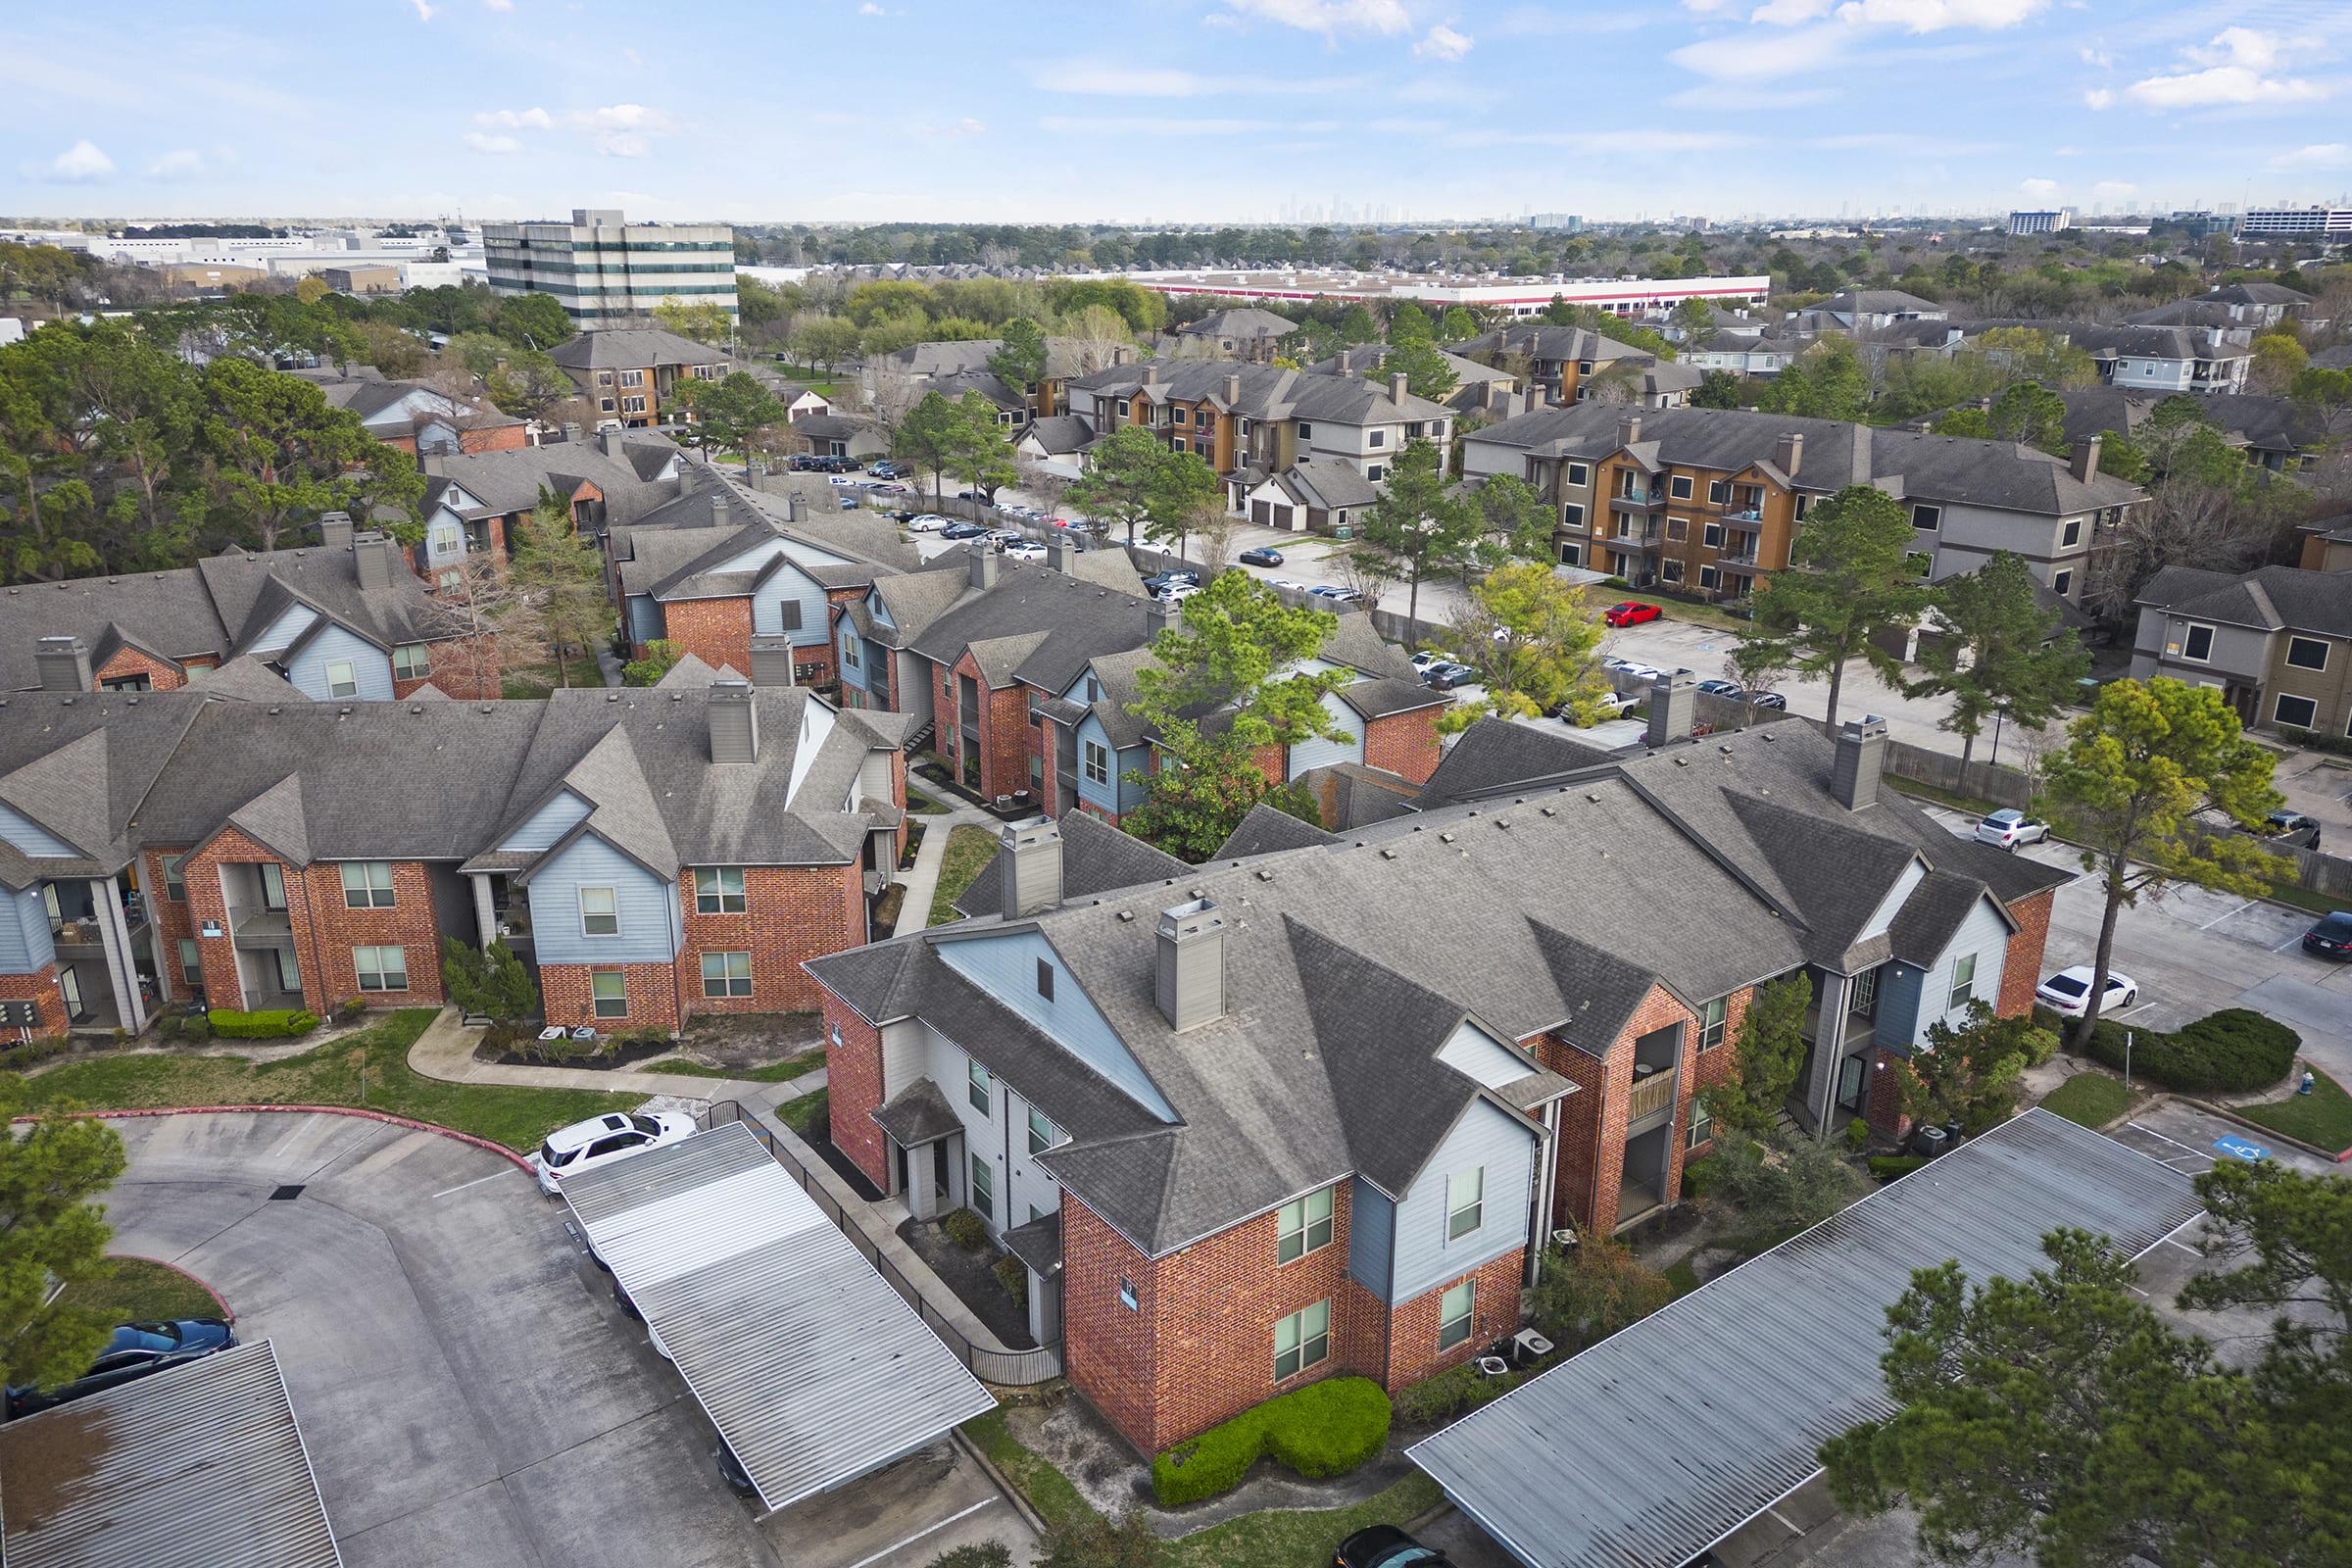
22 1009 642 1152
60 1257 223 1324
642 1054 824 1083
2262 882 2344 917
929 825 1000 926
2039 1071 2134 1129
1663 1259 1701 1298
962 1408 1100 1533
2236 1066 2352 1152
776 1086 829 1137
906 787 951 815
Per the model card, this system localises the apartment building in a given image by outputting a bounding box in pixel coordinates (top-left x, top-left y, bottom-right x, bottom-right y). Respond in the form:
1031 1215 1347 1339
0 524 498 702
872 337 1116 419
1446 325 1659 404
1173 307 1296 363
0 676 906 1043
2128 282 2320 334
549 328 731 429
1928 318 2253 395
483 209 737 330
297 371 528 456
1461 404 2143 602
1303 343 1526 419
1790 290 1950 334
2130 564 2352 739
2054 387 2328 472
416 426 691 580
806 712 2062 1453
2300 515 2352 573
2008 210 2074 236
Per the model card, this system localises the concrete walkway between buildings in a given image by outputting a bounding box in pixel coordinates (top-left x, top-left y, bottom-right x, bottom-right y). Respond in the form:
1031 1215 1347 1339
895 802 1001 935
406 1006 826 1104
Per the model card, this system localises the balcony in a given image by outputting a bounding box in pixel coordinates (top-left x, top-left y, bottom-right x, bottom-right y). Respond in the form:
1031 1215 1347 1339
229 906 293 950
1608 490 1665 514
1719 509 1765 533
1718 549 1761 569
1626 1068 1677 1123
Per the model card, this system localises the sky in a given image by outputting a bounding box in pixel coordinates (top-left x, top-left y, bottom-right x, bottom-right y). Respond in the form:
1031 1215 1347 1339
5 0 2352 227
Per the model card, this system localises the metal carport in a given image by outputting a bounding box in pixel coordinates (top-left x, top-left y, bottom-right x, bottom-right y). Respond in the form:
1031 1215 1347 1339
560 1120 998 1514
0 1339 340 1568
1406 1109 2208 1568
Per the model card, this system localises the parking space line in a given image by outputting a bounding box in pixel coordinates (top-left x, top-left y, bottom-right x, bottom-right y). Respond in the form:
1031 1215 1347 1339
2198 899 2257 931
2163 1237 2204 1255
2125 1122 2210 1159
432 1170 512 1200
843 1497 996 1568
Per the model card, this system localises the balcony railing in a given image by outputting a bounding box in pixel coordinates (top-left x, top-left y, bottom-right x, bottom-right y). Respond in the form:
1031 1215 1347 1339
1627 1070 1677 1122
1720 510 1765 533
1609 490 1665 513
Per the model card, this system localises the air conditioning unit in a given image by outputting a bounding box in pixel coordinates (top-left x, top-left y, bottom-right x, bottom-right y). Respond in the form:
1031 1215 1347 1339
1550 1228 1580 1250
1475 1355 1512 1378
1510 1329 1555 1365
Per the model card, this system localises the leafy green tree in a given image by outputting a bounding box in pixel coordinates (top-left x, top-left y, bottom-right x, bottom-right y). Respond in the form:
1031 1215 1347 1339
2289 365 2352 444
2042 679 2281 1045
1984 381 2070 455
892 390 966 509
199 357 413 551
1335 303 1381 345
1437 562 1607 729
924 1545 1011 1568
508 492 613 687
1384 336 1458 404
1066 425 1168 548
1691 368 1742 409
1388 300 1434 342
1136 446 1220 558
1963 324 2097 391
1440 306 1480 341
791 315 862 373
1904 551 2089 763
2179 1160 2351 1364
2249 331 2309 396
1350 438 1482 645
1672 297 1716 337
691 371 788 462
1704 972 1814 1137
0 1083 128 1393
493 290 575 350
987 315 1048 397
653 300 733 346
355 319 428 378
1530 1238 1676 1350
943 390 1018 505
622 638 684 686
484 349 574 424
1740 484 1933 731
447 330 513 381
1757 337 1869 422
1899 1003 2058 1134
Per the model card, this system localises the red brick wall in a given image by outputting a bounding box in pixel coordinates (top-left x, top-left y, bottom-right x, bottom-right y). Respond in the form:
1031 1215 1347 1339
1665 986 1747 1193
1062 1195 1163 1450
663 596 755 677
1531 983 1697 1234
818 993 890 1190
291 861 448 1009
1386 1250 1527 1388
0 967 71 1043
143 847 196 999
460 424 529 455
1867 1046 1914 1140
94 647 187 692
1363 708 1444 785
677 863 865 1016
539 961 682 1034
179 827 327 1014
1999 889 2054 1019
943 654 1036 803
399 634 501 702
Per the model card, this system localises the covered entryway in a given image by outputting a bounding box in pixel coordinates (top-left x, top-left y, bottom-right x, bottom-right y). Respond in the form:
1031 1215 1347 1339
875 1080 965 1222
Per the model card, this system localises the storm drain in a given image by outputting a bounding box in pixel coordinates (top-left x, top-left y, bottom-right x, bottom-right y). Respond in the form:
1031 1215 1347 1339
270 1185 304 1200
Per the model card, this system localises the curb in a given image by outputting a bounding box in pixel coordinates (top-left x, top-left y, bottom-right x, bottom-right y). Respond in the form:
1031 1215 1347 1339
24 1103 537 1172
2180 1093 2352 1164
954 1425 1049 1538
109 1252 237 1324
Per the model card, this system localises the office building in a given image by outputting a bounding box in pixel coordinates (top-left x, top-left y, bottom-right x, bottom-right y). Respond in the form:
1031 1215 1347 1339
2240 207 2352 237
482 208 738 330
2008 209 2073 236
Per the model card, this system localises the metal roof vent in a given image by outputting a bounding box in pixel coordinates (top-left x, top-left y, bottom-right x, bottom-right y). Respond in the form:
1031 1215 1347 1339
1540 806 1557 816
1380 847 1399 859
1116 909 1137 921
1439 831 1456 844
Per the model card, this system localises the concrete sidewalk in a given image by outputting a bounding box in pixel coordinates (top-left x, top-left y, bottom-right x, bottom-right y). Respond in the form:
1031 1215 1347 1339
406 1006 825 1104
896 803 998 933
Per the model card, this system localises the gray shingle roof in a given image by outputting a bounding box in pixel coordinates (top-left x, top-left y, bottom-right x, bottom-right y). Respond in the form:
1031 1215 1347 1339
1063 358 1454 425
951 808 1190 921
1178 308 1298 339
2135 563 2352 639
1215 801 1338 859
548 328 729 369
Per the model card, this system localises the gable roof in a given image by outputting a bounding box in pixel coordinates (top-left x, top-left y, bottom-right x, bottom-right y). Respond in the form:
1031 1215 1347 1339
548 328 728 369
2135 563 2352 639
951 808 1191 921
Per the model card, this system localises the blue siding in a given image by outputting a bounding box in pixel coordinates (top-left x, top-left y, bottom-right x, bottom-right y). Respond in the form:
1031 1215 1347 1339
1876 962 1926 1048
1389 1099 1535 1301
1073 713 1147 815
500 790 591 854
0 803 75 858
0 886 55 974
625 594 664 645
718 541 830 649
525 834 680 964
246 603 318 657
1905 898 2014 1046
284 623 395 702
1289 689 1365 777
1348 1177 1396 1303
936 930 1176 1122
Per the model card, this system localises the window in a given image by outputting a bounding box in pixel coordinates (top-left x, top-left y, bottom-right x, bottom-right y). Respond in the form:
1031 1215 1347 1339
1114 398 1130 419
596 369 614 386
1036 956 1054 1001
599 398 615 413
1702 522 1724 548
260 862 287 909
1028 1105 1057 1156
1793 493 1811 520
1911 504 1941 531
701 951 752 998
1698 565 1720 590
1661 560 1685 584
968 1056 994 1114
621 396 647 415
2060 517 2083 548
340 861 395 908
1297 422 1313 439
1698 997 1727 1050
1083 741 1110 787
968 1152 994 1220
843 636 859 671
1172 437 1188 453
324 660 358 699
354 945 408 992
1708 479 1731 505
1446 1167 1484 1242
1438 1279 1475 1351
2286 636 2330 671
1688 1095 1713 1151
2051 569 2074 598
1406 421 1424 438
619 369 645 387
392 644 431 680
1368 428 1386 448
1669 475 1693 500
161 855 185 901
578 886 619 936
2276 693 2320 729
1172 407 1189 425
1948 953 1978 1012
1853 966 1880 1017
1576 361 1593 376
694 867 746 913
1365 464 1385 482
1565 462 1590 487
1119 1277 1139 1311
1562 502 1586 529
590 972 628 1018
177 937 201 987
2180 623 2215 662
1665 516 1688 542
1277 1186 1335 1263
1273 1300 1330 1381
1559 542 1583 566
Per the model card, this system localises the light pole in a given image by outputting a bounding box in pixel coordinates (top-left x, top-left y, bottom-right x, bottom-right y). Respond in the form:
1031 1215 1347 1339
1988 697 2012 768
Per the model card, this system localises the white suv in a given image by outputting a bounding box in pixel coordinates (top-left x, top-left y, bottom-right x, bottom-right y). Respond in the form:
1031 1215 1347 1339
533 1111 697 1196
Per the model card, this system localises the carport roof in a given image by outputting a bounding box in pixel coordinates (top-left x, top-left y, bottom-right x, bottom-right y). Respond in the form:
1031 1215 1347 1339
1406 1110 2206 1568
0 1338 340 1568
560 1121 996 1514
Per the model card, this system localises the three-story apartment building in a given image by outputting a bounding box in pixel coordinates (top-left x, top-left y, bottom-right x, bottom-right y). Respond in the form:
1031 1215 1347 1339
549 328 731 428
2130 564 2352 738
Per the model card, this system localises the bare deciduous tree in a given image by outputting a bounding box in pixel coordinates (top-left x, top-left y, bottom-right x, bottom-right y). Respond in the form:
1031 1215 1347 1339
864 356 924 447
1188 495 1239 572
418 551 537 698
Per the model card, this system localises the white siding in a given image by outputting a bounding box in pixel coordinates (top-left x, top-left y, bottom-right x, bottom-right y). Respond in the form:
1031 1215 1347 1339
524 834 680 964
1287 688 1366 777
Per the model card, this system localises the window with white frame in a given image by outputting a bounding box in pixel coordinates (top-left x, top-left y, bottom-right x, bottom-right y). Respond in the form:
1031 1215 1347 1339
1708 479 1731 505
1560 542 1583 565
694 866 746 913
1698 997 1727 1050
2052 569 2073 597
1562 502 1586 529
2286 636 2330 671
1083 740 1110 786
701 951 752 998
162 854 185 901
1173 407 1189 426
591 971 627 1017
1273 1299 1330 1381
1661 560 1685 584
968 1056 994 1114
2276 693 2319 729
1119 1277 1139 1310
1565 462 1590 487
1948 953 1978 1011
969 1153 994 1219
1698 564 1719 589
1366 464 1385 482
428 523 463 556
1446 1167 1484 1241
2180 623 2214 662
1297 421 1314 439
1669 474 1693 500
1911 504 1941 531
1438 1279 1475 1350
341 861 395 908
354 945 408 992
1702 521 1724 548
324 660 359 699
1028 1104 1057 1156
578 886 619 936
2061 517 2083 548
1688 1095 1713 1151
1368 428 1386 448
392 644 431 680
1277 1186 1334 1263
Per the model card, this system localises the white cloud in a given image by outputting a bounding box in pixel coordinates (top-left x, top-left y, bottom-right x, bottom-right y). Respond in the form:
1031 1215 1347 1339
464 132 522 154
28 139 115 181
2082 85 2113 108
1663 82 1838 108
858 2 890 12
1832 0 2046 29
474 106 552 129
2273 142 2352 169
2090 179 2136 202
1670 24 1847 78
1414 24 1472 59
563 103 677 156
1750 0 1831 23
1031 59 1362 95
2018 175 2060 196
2078 44 2109 68
482 0 512 10
145 147 231 179
409 0 436 19
1220 0 1410 37
2186 26 2287 71
2120 28 2326 110
1681 0 1741 12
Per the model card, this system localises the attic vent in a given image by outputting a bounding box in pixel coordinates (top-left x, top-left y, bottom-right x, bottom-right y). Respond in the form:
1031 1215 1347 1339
267 706 281 715
337 706 353 716
1762 731 1777 742
1116 909 1136 921
607 692 621 702
1439 831 1456 844
410 705 423 713
1587 792 1602 803
124 697 138 706
1674 757 1690 766
1495 817 1511 829
1380 848 1398 859
1540 806 1556 816
1720 744 1735 754
1255 869 1275 881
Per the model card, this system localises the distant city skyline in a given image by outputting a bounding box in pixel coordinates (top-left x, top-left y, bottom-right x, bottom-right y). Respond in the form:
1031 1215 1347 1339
5 0 2350 226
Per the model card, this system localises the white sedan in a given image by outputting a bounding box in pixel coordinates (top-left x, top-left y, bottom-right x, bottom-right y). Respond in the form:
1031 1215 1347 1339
905 514 955 533
532 1110 697 1196
1002 540 1047 562
2034 965 2138 1019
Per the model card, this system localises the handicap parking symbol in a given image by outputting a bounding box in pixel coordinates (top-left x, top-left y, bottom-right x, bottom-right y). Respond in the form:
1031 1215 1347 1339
2213 1134 2270 1163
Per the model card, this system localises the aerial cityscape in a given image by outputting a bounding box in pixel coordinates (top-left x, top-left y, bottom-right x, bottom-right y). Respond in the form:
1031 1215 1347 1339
0 4 2347 1568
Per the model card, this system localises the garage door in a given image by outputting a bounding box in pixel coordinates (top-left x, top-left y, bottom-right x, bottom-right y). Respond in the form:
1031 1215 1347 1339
1251 500 1272 526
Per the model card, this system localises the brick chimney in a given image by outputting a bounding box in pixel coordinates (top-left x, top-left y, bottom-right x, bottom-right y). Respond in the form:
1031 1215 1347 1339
1142 365 1159 389
968 539 1001 590
1617 413 1642 448
1389 370 1409 404
1832 715 1888 810
34 635 91 693
352 530 394 591
1112 344 1137 368
1155 898 1226 1032
709 677 759 762
998 818 1064 919
2070 435 2102 484
318 512 355 551
1647 672 1695 748
1774 431 1804 478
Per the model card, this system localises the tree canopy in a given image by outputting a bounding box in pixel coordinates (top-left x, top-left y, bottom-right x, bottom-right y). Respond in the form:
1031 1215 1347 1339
0 1083 129 1392
1904 550 2089 763
1740 484 1932 731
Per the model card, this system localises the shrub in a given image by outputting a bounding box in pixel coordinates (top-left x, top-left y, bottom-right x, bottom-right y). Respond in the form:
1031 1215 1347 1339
2081 1007 2299 1094
1395 1361 1514 1426
1843 1118 1873 1151
1679 1156 1716 1201
1869 1155 1931 1183
0 1035 72 1072
992 1254 1028 1311
334 997 367 1023
207 1008 319 1039
179 1014 211 1044
942 1207 990 1249
925 1545 1012 1568
1152 1376 1391 1505
155 1014 183 1042
1532 1236 1677 1351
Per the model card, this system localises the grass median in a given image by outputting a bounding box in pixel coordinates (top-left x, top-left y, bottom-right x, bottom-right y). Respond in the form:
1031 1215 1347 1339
2039 1070 2134 1129
2236 1066 2352 1153
20 1009 644 1152
929 824 1000 926
62 1257 224 1323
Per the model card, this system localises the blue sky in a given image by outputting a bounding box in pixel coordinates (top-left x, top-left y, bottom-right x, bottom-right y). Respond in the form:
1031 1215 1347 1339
6 0 2351 225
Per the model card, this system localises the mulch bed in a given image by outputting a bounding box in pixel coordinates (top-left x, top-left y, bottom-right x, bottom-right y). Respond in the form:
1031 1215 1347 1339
896 1214 1036 1349
480 1036 675 1072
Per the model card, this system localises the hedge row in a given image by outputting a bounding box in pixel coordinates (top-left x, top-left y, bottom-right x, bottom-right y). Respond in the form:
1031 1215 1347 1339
1152 1376 1391 1506
207 1008 319 1039
2077 1007 2299 1095
1394 1360 1518 1426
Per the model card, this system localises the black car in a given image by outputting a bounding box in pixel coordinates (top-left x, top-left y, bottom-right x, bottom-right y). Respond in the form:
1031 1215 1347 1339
1422 662 1479 691
940 522 988 540
715 1441 759 1499
1335 1524 1452 1568
2304 910 2352 959
6 1318 237 1420
1239 547 1284 567
1142 570 1200 595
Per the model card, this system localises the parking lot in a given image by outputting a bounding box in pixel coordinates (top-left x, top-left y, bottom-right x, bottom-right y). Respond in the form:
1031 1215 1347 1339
100 1112 1032 1568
